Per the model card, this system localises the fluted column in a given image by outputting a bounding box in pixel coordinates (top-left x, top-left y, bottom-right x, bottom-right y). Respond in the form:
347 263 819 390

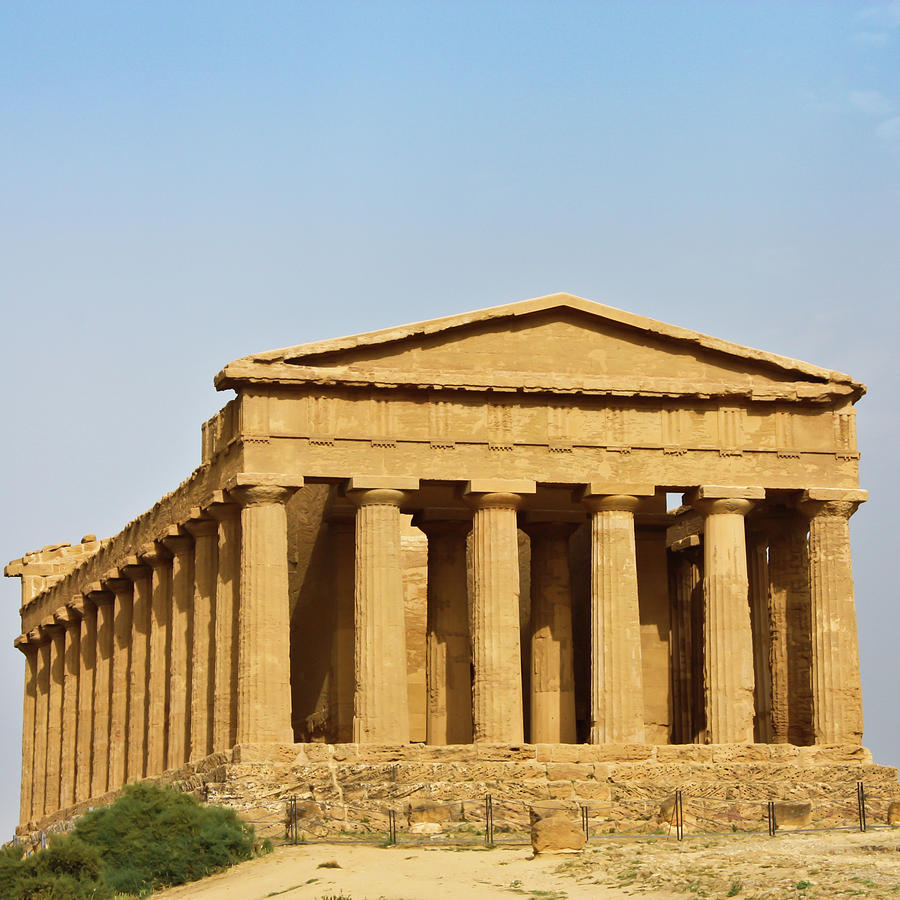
348 487 411 743
690 486 763 744
139 542 171 776
43 618 65 815
583 491 648 744
15 632 39 825
746 524 773 743
799 489 866 745
32 633 50 819
101 575 133 790
227 477 302 743
121 557 151 781
764 512 813 745
523 519 577 744
416 515 473 745
162 530 193 769
186 515 218 760
208 496 240 751
328 516 355 742
466 486 529 743
73 595 96 803
88 587 114 797
58 607 80 809
668 538 701 744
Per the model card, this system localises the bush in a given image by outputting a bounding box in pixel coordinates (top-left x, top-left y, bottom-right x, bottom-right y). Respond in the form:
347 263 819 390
1 783 258 899
72 782 257 895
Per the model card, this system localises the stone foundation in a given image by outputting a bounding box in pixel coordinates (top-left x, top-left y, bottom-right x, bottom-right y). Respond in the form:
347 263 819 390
17 742 900 845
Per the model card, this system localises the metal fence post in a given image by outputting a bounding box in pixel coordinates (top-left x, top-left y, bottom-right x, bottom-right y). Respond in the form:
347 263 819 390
675 789 684 841
767 800 776 836
484 794 494 847
388 809 397 844
857 782 867 833
581 805 589 841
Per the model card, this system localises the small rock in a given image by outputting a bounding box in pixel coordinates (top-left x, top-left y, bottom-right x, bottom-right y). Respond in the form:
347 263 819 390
887 801 900 825
410 822 443 835
774 801 812 829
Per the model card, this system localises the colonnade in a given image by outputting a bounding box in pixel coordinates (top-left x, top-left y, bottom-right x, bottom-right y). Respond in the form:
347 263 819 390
15 476 866 827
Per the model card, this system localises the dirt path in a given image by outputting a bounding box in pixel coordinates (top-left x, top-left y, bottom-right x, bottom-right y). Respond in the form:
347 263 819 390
155 829 900 900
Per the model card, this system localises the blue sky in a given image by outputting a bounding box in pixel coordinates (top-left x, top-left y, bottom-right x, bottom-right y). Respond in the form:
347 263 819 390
1 1 898 837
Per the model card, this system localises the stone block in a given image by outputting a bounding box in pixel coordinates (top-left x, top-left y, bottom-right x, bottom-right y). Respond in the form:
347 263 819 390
410 821 442 834
573 780 611 801
548 780 575 799
711 744 770 763
531 815 586 854
774 800 812 829
888 801 900 825
547 763 593 781
529 800 576 823
407 800 464 824
583 743 655 762
656 744 714 763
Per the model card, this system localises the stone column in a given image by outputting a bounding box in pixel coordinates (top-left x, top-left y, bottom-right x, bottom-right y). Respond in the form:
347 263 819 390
347 480 415 744
522 519 577 744
15 632 38 825
44 618 66 815
139 541 171 776
121 557 151 781
186 514 218 760
465 480 534 743
328 516 356 743
208 495 240 752
690 486 763 744
226 475 303 744
746 523 773 743
765 512 813 745
583 487 652 744
32 633 50 819
88 586 114 797
799 489 866 745
101 574 133 791
41 620 65 816
162 529 194 770
58 607 81 809
74 595 96 803
416 515 473 745
668 537 701 744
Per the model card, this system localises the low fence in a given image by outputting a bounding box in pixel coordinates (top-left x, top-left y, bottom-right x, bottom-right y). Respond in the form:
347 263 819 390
252 781 899 847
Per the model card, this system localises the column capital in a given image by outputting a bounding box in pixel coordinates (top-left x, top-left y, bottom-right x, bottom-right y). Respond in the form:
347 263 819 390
204 490 240 522
66 596 86 619
161 525 193 555
138 541 172 568
100 570 132 596
39 616 64 639
84 583 114 606
14 632 38 654
412 509 473 535
347 487 407 508
582 494 644 515
53 605 76 627
120 556 151 581
797 488 867 521
184 511 218 538
687 485 763 518
224 473 304 508
519 517 580 539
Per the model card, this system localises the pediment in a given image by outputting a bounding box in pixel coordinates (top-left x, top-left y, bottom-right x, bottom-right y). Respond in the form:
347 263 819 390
216 293 863 402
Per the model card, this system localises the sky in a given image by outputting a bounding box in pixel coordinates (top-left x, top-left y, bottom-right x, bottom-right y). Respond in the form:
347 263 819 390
1 1 898 839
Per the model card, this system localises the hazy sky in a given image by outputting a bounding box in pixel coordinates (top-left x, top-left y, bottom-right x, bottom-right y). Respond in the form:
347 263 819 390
1 1 898 838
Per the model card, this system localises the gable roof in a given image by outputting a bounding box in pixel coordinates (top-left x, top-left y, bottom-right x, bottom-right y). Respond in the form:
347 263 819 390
214 292 865 402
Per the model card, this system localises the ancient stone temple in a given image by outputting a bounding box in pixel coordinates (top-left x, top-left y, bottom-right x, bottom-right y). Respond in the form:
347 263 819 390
7 293 891 836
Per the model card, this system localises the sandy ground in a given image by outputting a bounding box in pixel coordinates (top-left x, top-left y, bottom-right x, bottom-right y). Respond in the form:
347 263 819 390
155 828 900 900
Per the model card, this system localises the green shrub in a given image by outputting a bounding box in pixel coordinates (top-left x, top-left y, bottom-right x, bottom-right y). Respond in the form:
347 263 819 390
1 783 258 899
72 782 256 895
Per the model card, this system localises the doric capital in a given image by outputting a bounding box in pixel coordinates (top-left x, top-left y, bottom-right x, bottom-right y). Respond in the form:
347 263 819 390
184 511 218 538
53 605 76 627
347 488 408 508
14 632 38 655
100 570 132 597
519 517 580 539
224 473 303 509
582 493 644 515
797 488 867 521
464 491 524 511
204 490 241 523
161 524 193 555
84 584 114 606
39 615 64 638
412 509 473 537
687 485 763 518
120 555 151 582
66 596 86 619
138 541 172 568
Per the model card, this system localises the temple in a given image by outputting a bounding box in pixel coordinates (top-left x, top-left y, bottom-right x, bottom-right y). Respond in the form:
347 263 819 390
7 293 879 832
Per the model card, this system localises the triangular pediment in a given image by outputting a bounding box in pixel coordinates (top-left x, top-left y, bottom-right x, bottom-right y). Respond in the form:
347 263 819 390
216 293 863 402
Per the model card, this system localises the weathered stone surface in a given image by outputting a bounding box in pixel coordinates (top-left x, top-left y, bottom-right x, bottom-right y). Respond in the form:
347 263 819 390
888 801 900 825
774 800 812 829
531 814 586 853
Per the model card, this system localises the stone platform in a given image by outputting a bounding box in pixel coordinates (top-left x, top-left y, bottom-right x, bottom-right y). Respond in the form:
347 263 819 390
18 742 900 844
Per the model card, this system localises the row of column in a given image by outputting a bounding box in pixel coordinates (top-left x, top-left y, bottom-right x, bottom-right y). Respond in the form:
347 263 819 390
17 477 303 825
343 480 653 746
669 487 865 746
